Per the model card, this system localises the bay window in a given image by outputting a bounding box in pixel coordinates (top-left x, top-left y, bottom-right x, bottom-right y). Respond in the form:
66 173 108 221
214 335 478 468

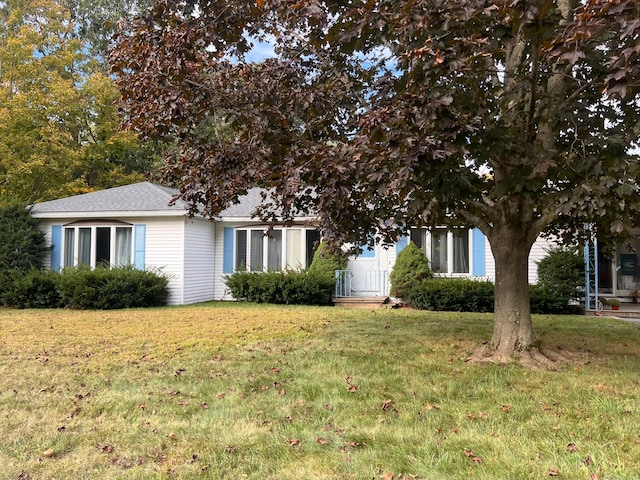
63 222 133 268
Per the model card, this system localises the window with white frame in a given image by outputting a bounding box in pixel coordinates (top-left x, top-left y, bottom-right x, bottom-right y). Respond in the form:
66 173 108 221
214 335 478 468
234 227 320 271
410 227 470 274
63 222 133 268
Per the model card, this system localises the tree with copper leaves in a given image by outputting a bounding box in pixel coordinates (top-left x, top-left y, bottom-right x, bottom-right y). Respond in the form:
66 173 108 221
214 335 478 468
110 0 640 366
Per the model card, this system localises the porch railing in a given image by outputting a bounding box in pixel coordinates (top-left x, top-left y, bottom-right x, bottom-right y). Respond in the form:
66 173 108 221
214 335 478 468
335 270 389 298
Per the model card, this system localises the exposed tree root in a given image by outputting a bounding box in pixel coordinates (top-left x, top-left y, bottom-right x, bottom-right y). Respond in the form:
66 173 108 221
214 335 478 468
467 343 574 371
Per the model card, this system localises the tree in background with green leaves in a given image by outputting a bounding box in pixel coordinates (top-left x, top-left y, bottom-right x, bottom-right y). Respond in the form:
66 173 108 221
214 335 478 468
0 0 159 203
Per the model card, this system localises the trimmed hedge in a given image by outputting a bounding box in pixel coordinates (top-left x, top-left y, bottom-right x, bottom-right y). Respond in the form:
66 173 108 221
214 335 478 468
408 277 579 314
0 269 62 309
0 266 169 309
58 266 169 309
225 270 334 305
408 278 495 312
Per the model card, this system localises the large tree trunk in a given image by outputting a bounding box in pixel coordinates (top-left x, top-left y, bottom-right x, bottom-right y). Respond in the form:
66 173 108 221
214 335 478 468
488 225 537 362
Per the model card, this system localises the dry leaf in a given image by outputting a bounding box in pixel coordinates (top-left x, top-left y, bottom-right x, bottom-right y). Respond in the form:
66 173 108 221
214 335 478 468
43 449 55 458
546 468 560 476
566 443 578 453
288 438 300 447
316 437 329 445
348 385 358 393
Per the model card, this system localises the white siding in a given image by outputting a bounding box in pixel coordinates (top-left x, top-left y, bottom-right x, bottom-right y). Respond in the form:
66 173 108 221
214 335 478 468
143 218 185 305
183 218 216 304
528 236 559 284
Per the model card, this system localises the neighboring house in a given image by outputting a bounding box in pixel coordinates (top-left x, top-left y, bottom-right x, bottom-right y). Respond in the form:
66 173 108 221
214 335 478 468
31 181 556 305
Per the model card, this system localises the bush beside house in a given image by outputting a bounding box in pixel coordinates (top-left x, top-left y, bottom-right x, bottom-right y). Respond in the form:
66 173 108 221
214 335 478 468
389 242 433 299
1 266 169 309
0 203 49 273
225 270 334 305
409 278 495 312
225 242 345 305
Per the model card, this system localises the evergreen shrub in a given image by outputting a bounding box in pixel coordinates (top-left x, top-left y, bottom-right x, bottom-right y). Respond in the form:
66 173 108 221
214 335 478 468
408 278 494 312
0 269 62 308
225 270 334 305
307 242 348 281
536 247 585 305
57 266 169 309
0 203 48 273
390 242 433 299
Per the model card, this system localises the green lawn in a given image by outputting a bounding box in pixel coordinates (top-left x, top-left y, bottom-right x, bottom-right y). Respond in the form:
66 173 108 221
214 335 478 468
1 304 639 479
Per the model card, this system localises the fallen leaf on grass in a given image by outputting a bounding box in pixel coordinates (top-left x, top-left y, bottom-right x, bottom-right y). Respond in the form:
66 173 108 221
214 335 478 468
566 443 578 453
101 445 114 453
582 455 593 466
201 402 209 409
43 449 55 458
316 437 329 445
381 399 398 413
546 468 559 476
501 404 511 413
288 438 300 447
348 385 358 393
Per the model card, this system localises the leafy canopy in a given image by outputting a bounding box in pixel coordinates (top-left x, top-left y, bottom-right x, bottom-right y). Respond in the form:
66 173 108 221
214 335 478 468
110 0 640 246
110 0 640 358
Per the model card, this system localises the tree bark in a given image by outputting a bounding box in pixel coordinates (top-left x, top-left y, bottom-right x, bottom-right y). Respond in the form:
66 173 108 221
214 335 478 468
486 224 537 361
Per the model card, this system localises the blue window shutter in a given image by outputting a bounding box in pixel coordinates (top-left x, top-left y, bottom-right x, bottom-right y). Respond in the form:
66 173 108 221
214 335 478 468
134 224 146 269
396 236 409 255
223 227 234 273
472 228 486 276
51 225 62 272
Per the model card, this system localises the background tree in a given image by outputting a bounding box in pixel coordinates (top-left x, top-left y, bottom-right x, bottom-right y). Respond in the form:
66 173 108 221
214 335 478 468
61 0 155 61
0 0 158 203
110 0 640 365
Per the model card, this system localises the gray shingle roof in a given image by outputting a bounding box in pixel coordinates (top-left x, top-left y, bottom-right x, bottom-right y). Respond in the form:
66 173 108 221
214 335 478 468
31 182 188 215
30 182 275 219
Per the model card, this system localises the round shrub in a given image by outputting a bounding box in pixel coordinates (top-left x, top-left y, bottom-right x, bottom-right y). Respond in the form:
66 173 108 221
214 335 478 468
390 242 433 299
307 242 348 281
536 247 584 302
